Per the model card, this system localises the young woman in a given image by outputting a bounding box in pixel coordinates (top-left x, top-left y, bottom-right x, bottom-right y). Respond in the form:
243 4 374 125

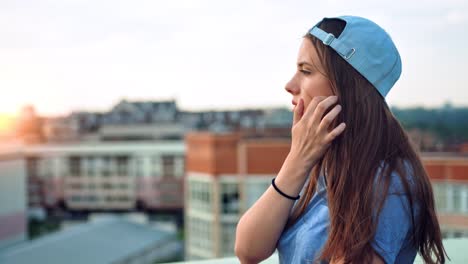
235 16 447 264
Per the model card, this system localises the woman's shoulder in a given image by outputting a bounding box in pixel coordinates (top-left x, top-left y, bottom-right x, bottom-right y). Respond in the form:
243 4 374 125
375 159 417 195
373 159 421 221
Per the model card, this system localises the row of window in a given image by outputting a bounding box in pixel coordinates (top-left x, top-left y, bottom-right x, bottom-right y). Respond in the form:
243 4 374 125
69 156 129 176
186 216 240 257
187 180 468 217
67 182 130 190
188 217 213 251
221 222 237 256
28 155 185 178
68 195 131 202
67 195 181 204
189 181 213 213
188 179 267 215
433 182 468 214
442 228 468 239
68 181 182 191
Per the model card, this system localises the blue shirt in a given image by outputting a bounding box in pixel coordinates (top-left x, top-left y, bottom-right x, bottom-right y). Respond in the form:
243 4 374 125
277 164 418 264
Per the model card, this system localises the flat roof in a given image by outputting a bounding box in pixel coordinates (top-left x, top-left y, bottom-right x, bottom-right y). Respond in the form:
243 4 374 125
0 217 177 264
0 140 185 157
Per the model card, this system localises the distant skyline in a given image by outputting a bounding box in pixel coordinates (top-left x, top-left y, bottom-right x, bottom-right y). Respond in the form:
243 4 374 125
1 0 467 116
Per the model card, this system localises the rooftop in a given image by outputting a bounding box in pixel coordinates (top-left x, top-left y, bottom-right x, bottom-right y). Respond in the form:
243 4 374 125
0 217 180 264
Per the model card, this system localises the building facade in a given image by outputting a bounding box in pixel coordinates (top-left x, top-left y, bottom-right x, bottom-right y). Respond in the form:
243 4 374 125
0 152 27 249
424 153 468 237
183 132 468 261
21 141 185 212
184 132 290 260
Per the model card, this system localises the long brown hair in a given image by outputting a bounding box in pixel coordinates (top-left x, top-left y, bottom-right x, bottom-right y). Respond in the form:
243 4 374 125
285 18 447 263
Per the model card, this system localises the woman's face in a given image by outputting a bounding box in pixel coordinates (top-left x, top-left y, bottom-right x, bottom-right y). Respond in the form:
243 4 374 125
285 38 334 111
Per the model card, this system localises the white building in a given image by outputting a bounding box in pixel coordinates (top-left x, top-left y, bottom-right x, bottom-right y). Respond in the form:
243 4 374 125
0 150 27 249
20 141 186 212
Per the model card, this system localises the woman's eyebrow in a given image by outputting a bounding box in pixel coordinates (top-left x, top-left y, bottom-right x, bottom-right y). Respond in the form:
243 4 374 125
297 61 314 67
299 57 323 71
298 61 320 71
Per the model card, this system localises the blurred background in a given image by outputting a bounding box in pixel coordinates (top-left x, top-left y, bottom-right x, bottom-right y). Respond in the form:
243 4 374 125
0 0 467 263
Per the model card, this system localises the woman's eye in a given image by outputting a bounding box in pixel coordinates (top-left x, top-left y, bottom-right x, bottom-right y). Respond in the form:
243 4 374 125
300 69 311 75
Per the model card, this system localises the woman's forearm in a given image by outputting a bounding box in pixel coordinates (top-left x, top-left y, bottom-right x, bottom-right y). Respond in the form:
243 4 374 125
234 153 312 263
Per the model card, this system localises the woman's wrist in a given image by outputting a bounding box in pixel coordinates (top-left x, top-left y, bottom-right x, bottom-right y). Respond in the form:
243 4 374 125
271 152 315 198
285 151 317 178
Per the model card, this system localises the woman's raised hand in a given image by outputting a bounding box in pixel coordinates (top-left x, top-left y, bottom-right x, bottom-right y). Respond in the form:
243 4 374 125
289 96 346 169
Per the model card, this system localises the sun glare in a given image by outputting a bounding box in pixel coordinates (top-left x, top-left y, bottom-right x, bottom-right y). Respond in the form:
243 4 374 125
0 115 15 134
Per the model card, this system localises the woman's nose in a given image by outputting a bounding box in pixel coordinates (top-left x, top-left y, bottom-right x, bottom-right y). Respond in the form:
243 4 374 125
284 80 299 95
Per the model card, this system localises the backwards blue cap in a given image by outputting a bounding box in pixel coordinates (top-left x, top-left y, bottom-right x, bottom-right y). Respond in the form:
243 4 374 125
309 16 402 98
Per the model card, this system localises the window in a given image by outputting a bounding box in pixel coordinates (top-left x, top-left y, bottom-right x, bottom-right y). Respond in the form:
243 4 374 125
174 156 185 178
433 182 447 213
116 156 129 176
87 157 95 177
151 156 161 177
189 217 213 251
222 222 237 256
159 182 180 191
102 156 111 177
87 195 98 202
453 185 462 213
118 195 129 202
162 155 175 177
160 195 180 204
464 186 468 214
27 157 39 177
221 182 239 214
70 195 81 202
102 182 113 190
135 158 143 177
190 180 212 212
69 183 83 190
69 157 81 176
453 230 465 238
38 158 53 178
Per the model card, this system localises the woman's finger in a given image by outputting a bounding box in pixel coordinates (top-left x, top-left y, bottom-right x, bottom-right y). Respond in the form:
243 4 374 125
301 96 327 121
309 96 338 128
292 98 304 126
324 122 346 143
317 104 342 132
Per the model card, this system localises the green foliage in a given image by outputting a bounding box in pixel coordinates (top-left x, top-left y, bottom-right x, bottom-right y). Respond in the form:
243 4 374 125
391 105 468 144
28 218 60 240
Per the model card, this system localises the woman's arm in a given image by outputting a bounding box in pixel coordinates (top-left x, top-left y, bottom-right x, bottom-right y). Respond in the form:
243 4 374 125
235 96 346 263
234 153 312 263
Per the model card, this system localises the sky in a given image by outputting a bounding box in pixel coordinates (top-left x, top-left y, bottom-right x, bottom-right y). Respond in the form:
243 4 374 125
0 0 467 116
